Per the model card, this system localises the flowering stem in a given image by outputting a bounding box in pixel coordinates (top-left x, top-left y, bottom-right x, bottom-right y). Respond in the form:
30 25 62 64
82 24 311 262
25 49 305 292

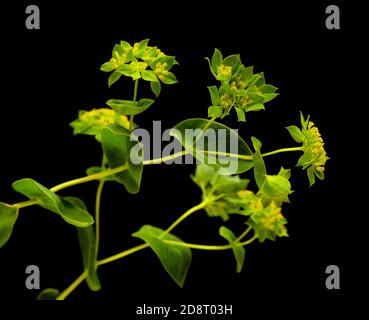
95 155 107 258
130 79 139 130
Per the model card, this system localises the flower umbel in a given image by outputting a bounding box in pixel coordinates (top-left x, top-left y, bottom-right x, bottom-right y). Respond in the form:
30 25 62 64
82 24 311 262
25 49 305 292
247 200 288 242
287 112 329 186
70 108 130 141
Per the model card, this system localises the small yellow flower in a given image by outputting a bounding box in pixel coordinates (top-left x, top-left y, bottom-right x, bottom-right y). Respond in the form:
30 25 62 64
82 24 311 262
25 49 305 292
305 121 329 172
217 64 232 78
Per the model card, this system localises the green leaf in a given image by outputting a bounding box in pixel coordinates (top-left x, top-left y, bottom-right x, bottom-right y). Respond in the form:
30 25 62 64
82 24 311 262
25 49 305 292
219 226 245 273
12 178 63 214
262 93 279 103
208 86 220 106
286 125 304 143
223 54 242 76
37 288 60 300
246 104 265 112
86 166 115 181
211 48 223 74
251 136 262 152
259 84 278 94
108 71 122 87
307 166 316 186
141 70 158 82
278 167 291 180
0 202 18 248
262 175 292 204
100 62 114 72
150 80 161 97
12 179 94 228
160 72 178 84
132 225 192 287
101 125 143 194
244 66 254 82
208 106 223 118
253 151 267 190
60 197 94 228
106 98 154 116
116 64 136 77
134 39 149 58
77 225 101 292
235 107 246 122
150 56 178 70
170 118 253 174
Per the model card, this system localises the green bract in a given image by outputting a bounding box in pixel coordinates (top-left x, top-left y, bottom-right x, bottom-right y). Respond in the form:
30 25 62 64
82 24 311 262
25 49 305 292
0 40 328 300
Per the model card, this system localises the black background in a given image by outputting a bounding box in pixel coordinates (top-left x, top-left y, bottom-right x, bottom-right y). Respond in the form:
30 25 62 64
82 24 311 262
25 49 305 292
0 0 365 316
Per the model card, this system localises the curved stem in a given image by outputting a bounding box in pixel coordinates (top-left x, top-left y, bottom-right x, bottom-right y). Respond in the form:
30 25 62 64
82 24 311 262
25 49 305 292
56 270 87 300
239 235 258 246
130 79 139 130
261 147 303 157
143 150 188 165
95 180 105 258
236 226 251 242
143 146 303 166
159 201 207 239
97 243 148 266
163 240 230 250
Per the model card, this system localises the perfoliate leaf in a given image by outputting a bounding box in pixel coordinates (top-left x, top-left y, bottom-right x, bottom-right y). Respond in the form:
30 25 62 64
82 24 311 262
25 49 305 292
132 225 192 287
0 202 18 248
77 225 101 292
150 80 161 97
170 118 253 175
106 98 154 116
12 179 94 228
286 125 304 143
37 288 60 300
108 71 122 87
261 175 292 205
59 197 94 228
101 125 143 194
12 178 63 214
219 226 245 273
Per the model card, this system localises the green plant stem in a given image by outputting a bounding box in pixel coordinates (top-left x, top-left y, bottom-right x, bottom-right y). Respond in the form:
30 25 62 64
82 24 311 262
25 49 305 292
56 234 258 300
95 182 105 258
97 243 149 266
143 150 188 165
56 270 87 300
159 201 208 239
163 240 230 250
236 226 252 242
12 164 129 209
260 146 303 157
130 79 139 130
143 146 303 166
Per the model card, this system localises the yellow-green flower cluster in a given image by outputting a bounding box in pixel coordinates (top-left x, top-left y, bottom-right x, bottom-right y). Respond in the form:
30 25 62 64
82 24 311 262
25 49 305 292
70 108 130 141
287 112 329 186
